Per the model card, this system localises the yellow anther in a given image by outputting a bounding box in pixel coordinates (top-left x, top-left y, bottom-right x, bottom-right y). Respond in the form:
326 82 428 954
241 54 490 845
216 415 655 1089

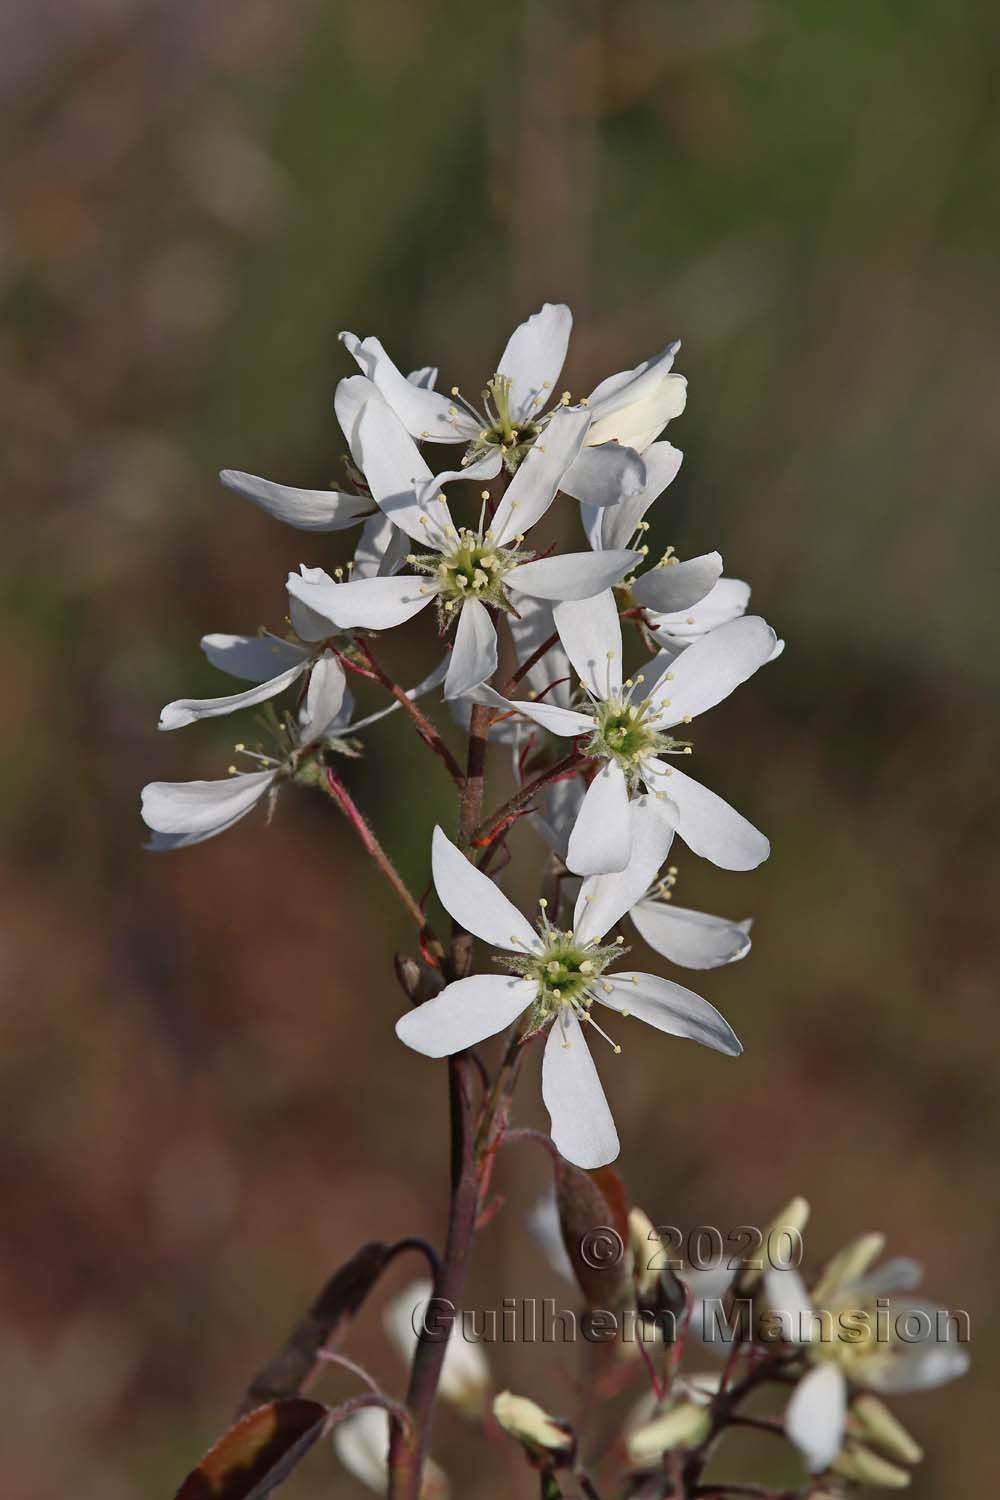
481 490 490 500
686 617 695 625
621 1008 631 1018
234 743 245 752
227 764 237 774
682 714 692 724
450 385 460 396
613 1045 622 1055
539 897 548 908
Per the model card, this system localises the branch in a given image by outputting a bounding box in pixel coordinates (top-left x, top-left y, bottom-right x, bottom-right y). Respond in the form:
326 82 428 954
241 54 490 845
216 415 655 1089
354 635 465 788
470 749 585 847
322 766 429 934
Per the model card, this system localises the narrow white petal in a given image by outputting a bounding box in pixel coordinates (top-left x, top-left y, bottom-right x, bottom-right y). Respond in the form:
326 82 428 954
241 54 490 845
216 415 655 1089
298 652 350 742
541 1012 619 1169
574 797 673 943
285 571 432 631
159 660 307 731
561 444 646 509
644 764 769 871
764 1268 816 1337
352 513 411 580
491 406 591 546
508 548 640 603
396 975 535 1057
587 343 687 449
566 762 632 875
508 596 572 705
530 775 585 861
862 1336 970 1395
200 633 307 683
355 397 454 546
443 599 498 701
219 469 374 532
785 1364 847 1472
631 553 723 615
586 340 680 408
552 591 622 698
580 441 683 550
496 303 573 423
648 616 777 725
141 771 274 847
349 655 450 734
855 1259 924 1297
340 333 477 442
601 973 741 1056
491 693 595 738
631 901 752 969
432 826 540 952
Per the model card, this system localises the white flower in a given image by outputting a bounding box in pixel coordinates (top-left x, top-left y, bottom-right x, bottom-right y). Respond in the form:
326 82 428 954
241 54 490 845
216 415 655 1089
142 651 423 850
491 591 775 875
383 1280 489 1415
340 303 671 506
395 827 741 1169
285 387 640 701
333 1406 448 1498
767 1241 970 1474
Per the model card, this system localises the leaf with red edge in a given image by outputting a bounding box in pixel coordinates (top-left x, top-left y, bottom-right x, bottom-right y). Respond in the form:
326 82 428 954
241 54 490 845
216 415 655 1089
174 1398 329 1500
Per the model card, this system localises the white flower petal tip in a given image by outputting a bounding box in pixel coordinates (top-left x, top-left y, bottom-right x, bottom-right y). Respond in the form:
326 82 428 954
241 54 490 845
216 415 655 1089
497 303 573 422
442 599 498 702
141 771 275 850
541 1013 619 1169
157 658 307 731
630 902 753 970
784 1363 847 1473
601 973 742 1058
565 762 631 876
395 974 535 1058
219 469 374 532
430 827 539 952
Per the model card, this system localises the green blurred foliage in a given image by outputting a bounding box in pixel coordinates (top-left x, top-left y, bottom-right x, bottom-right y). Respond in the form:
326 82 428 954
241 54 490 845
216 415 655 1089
1 1 998 1496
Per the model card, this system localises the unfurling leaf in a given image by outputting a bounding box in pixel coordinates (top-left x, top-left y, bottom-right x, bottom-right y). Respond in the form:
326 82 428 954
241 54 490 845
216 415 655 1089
175 1398 329 1500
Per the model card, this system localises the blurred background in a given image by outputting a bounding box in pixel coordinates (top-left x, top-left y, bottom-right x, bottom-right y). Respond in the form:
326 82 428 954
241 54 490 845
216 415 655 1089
2 1 998 1495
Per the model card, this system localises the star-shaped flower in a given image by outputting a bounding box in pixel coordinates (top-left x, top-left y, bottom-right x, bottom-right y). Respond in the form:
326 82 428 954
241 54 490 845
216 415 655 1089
396 826 741 1169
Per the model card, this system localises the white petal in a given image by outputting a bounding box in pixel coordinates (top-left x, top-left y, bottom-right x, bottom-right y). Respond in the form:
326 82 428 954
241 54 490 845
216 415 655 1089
496 303 572 423
631 901 752 969
508 548 640 603
490 693 595 738
407 366 438 389
600 972 741 1056
285 571 433 631
530 775 585 861
644 764 769 871
200 632 307 683
355 397 453 547
631 552 723 614
862 1326 970 1395
580 441 683 550
431 826 540 952
491 406 591 546
646 576 751 642
587 343 687 450
855 1259 924 1297
574 797 673 943
396 975 535 1056
561 444 646 509
141 771 274 848
218 469 373 532
764 1268 816 1337
287 565 340 641
333 1406 389 1493
298 652 350 741
648 616 777 726
349 654 449 734
340 334 477 442
552 591 622 698
352 514 411 580
541 1011 619 1169
384 1280 488 1406
443 599 499 701
566 762 632 875
785 1364 847 1473
159 659 307 731
587 340 680 408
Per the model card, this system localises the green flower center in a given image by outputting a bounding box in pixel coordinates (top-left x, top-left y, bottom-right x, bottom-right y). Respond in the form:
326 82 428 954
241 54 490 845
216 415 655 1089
461 374 545 474
407 528 520 614
585 694 690 786
504 915 624 1039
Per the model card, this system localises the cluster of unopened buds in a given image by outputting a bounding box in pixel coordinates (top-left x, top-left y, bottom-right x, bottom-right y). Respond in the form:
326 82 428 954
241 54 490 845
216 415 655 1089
148 307 967 1500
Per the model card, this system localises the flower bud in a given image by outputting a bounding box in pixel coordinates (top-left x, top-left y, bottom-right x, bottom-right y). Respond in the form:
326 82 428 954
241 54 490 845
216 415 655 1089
555 1160 630 1309
492 1392 575 1465
627 1401 711 1465
813 1232 886 1304
734 1194 811 1295
833 1444 912 1488
852 1395 923 1465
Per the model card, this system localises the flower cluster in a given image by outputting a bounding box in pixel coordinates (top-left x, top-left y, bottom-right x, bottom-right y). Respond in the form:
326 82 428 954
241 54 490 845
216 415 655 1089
152 307 967 1500
142 302 775 1170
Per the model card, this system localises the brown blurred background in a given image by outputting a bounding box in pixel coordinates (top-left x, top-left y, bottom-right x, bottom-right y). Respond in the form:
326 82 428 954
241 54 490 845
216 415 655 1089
2 1 999 1496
